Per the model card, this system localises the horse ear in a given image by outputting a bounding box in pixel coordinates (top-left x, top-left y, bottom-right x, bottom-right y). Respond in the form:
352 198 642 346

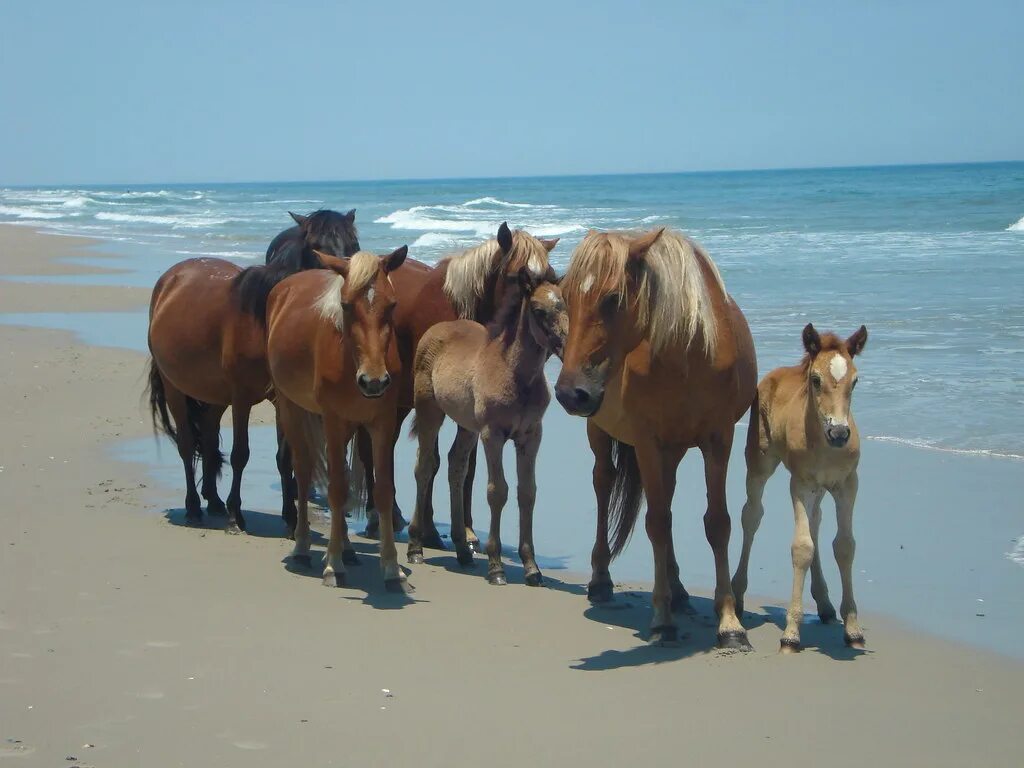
802 323 822 357
517 265 538 295
313 249 349 277
627 228 664 264
846 325 868 357
383 245 408 274
344 208 356 223
540 237 559 253
497 221 514 253
289 211 309 228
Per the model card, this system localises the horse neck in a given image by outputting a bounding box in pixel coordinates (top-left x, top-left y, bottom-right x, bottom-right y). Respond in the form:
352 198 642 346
495 302 547 385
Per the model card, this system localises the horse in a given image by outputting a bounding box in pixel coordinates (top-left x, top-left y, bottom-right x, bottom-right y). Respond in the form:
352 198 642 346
731 323 868 651
360 222 558 553
554 228 757 648
147 258 271 533
410 267 567 585
261 246 412 591
262 209 361 527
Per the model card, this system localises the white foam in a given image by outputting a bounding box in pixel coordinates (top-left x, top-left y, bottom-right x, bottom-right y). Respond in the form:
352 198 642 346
376 204 584 238
412 232 463 248
462 196 553 209
866 435 1024 461
1007 536 1024 567
0 205 65 220
1007 216 1024 232
95 212 230 228
61 195 92 209
174 249 261 260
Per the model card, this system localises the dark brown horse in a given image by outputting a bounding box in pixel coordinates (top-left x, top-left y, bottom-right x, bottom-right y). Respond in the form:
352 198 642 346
147 258 271 533
554 228 757 648
263 247 411 590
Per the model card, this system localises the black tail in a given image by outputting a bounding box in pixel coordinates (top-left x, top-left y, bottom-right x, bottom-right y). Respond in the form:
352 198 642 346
232 263 293 325
608 440 645 559
146 358 223 477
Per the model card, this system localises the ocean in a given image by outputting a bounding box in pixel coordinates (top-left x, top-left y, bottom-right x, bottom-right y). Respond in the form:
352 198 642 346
3 162 1022 460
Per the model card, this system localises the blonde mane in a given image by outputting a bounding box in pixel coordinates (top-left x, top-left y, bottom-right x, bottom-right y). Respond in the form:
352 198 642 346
313 250 381 330
563 228 726 357
442 230 552 319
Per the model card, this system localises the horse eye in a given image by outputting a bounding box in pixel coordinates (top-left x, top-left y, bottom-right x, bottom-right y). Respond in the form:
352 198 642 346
810 374 822 389
599 292 620 318
340 302 353 313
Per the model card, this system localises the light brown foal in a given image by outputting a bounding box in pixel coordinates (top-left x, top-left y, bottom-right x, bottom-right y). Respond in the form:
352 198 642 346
732 323 868 651
410 268 567 585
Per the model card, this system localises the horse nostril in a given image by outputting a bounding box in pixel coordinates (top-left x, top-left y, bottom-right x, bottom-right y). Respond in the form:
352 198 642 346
380 373 391 389
574 387 591 406
357 373 370 390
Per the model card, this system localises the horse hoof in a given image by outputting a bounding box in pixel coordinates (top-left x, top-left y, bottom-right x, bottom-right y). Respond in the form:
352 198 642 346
224 523 243 536
844 633 866 649
342 549 359 566
291 554 312 570
780 638 801 654
407 550 424 565
587 581 614 604
718 630 753 652
650 625 679 646
524 571 543 587
488 572 507 586
468 539 482 554
456 549 475 568
323 571 346 588
385 577 414 594
362 524 380 540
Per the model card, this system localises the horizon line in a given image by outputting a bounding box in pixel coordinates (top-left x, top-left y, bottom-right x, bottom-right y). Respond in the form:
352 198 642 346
3 158 1022 189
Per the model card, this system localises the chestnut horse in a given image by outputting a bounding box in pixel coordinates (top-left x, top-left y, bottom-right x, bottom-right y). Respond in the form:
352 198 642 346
410 268 567 584
731 323 868 651
148 257 271 533
555 228 757 648
263 246 411 591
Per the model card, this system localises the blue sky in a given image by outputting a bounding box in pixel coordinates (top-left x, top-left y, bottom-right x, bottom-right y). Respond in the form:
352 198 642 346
1 1 1021 184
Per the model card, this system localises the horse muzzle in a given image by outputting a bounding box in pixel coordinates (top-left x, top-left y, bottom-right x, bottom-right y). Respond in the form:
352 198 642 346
357 371 391 399
554 373 604 417
825 423 851 448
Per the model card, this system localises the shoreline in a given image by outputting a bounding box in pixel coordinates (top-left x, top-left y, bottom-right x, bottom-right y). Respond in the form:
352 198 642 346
1 224 1023 765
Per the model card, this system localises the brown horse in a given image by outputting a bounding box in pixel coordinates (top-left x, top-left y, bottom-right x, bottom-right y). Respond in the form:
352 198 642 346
410 268 567 584
147 257 272 533
263 246 411 591
731 324 868 651
554 228 757 648
361 223 558 552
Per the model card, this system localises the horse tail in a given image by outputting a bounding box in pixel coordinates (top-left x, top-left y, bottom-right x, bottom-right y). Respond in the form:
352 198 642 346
146 358 176 442
187 397 223 478
608 439 645 559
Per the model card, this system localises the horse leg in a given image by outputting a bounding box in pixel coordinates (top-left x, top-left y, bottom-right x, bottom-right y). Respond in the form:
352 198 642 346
277 398 313 568
515 424 542 586
731 454 779 617
808 490 836 624
448 427 478 568
275 415 298 537
408 401 443 564
781 476 817 652
163 377 202 525
635 440 677 643
700 430 751 650
358 427 380 538
322 415 356 587
199 404 227 517
370 420 410 593
222 401 251 534
662 448 691 614
586 421 614 603
462 444 481 552
832 471 864 647
479 428 509 584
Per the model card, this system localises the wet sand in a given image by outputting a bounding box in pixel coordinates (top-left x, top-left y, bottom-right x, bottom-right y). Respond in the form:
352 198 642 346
1 224 1022 767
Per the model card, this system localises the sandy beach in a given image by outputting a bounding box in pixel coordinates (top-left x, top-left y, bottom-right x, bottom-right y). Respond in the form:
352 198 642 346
2 224 1023 767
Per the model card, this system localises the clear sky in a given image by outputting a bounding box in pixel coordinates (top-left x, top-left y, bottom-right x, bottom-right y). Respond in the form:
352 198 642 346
1 1 1021 185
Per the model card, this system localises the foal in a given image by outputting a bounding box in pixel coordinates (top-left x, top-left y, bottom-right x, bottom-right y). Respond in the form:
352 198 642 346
731 323 868 651
410 268 567 585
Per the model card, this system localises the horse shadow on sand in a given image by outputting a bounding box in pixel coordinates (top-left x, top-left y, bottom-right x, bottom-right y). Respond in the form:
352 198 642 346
572 591 865 670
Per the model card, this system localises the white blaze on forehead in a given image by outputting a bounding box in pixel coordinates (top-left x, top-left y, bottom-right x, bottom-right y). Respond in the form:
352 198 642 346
829 354 848 382
580 274 595 294
367 286 376 306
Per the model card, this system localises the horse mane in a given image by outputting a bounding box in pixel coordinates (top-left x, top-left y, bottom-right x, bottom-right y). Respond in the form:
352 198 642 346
266 208 359 271
562 228 726 358
442 230 553 319
304 209 359 249
312 251 380 331
232 262 294 325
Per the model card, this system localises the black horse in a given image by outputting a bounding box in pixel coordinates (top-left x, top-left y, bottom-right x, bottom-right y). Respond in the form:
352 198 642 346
266 208 360 269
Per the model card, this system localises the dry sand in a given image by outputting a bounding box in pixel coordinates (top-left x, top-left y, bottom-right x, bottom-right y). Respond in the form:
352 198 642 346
1 225 1021 767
